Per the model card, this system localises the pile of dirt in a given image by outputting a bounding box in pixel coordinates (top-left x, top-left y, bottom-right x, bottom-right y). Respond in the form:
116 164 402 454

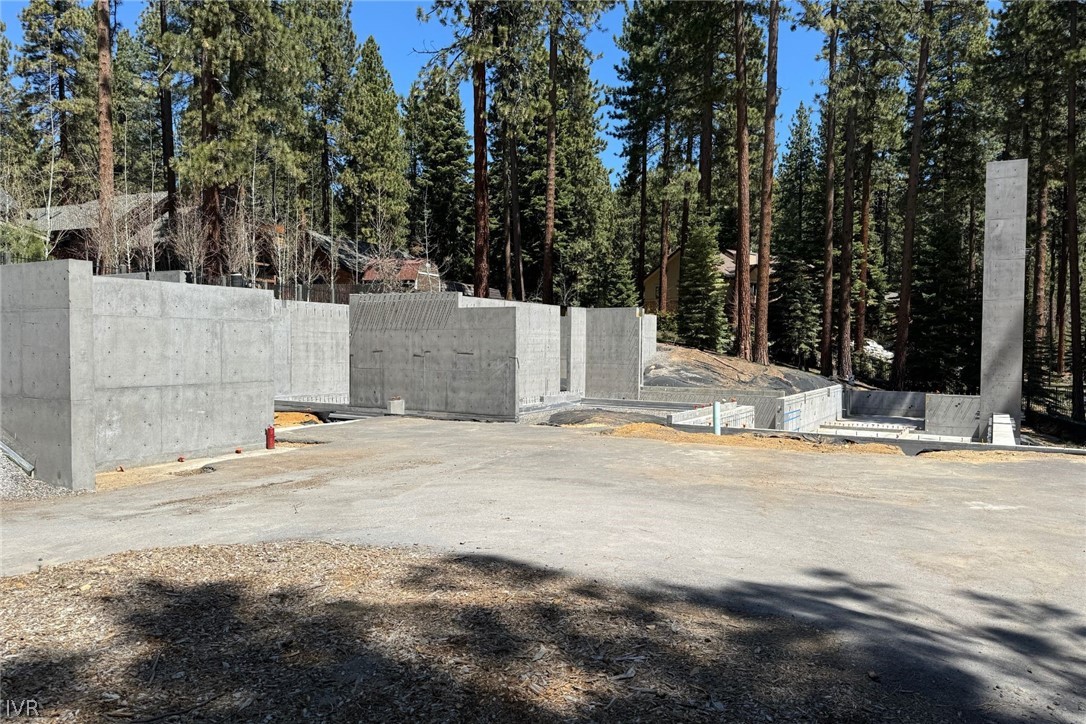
0 542 944 722
610 422 904 456
544 408 665 428
918 449 1086 463
274 411 323 428
644 344 830 393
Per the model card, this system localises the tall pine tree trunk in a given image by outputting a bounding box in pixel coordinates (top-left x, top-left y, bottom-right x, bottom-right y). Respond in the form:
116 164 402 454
507 125 526 301
96 0 114 274
321 124 332 234
637 134 648 305
680 136 692 255
1056 206 1068 376
733 0 752 361
199 43 222 282
698 41 713 207
837 99 857 381
158 0 177 224
1031 169 1050 348
753 0 779 366
891 0 932 390
819 1 838 376
471 3 489 298
503 148 512 301
1067 7 1082 421
856 140 874 355
541 18 558 304
658 109 671 315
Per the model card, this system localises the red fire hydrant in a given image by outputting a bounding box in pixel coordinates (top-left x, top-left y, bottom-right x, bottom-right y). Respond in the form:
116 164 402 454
265 426 276 450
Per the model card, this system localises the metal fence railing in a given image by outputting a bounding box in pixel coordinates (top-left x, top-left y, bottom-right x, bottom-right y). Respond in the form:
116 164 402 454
261 282 368 305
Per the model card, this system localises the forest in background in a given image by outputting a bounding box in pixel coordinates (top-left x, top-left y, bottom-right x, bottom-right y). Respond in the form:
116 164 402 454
0 0 1082 418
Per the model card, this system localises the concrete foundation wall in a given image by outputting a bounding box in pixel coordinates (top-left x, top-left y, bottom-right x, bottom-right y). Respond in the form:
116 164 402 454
584 308 646 399
639 387 783 428
981 159 1027 438
349 293 518 419
92 277 274 470
111 270 187 283
560 307 586 395
513 303 562 407
776 385 842 432
925 394 981 440
0 260 95 490
641 314 658 362
272 300 349 403
846 389 926 417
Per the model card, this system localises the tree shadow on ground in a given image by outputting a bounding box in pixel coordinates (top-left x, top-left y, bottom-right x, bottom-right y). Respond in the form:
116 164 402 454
0 543 1081 723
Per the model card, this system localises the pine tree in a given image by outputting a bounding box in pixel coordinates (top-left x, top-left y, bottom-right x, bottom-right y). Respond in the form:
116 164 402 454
404 66 472 281
338 37 409 251
678 213 726 351
769 103 821 367
16 0 96 205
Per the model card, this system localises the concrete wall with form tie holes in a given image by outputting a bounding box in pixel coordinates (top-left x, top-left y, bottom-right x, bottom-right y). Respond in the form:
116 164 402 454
272 300 350 404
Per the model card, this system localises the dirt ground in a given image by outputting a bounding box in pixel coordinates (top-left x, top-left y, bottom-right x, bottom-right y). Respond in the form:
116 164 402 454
609 422 905 456
0 541 949 723
643 344 829 393
274 411 323 428
917 448 1086 463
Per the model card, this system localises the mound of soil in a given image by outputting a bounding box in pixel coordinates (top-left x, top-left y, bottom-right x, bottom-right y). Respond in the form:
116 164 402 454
644 344 830 393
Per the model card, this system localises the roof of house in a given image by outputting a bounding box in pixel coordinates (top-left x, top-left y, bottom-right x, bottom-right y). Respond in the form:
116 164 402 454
644 247 771 282
25 192 168 232
362 258 440 282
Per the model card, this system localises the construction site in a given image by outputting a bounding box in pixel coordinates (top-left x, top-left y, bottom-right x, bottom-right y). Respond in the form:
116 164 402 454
1 160 1083 723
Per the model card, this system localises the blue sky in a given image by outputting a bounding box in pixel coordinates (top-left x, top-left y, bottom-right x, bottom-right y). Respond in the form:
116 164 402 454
1 0 827 181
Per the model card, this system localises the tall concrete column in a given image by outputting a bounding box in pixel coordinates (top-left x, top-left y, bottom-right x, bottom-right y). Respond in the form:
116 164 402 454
980 159 1027 439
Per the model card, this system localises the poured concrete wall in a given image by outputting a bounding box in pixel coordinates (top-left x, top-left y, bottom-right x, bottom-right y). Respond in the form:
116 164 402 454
111 270 187 283
776 385 842 432
925 394 981 440
584 308 647 399
92 277 274 470
349 293 518 419
641 314 658 362
560 307 586 395
981 159 1027 438
639 386 783 429
0 260 95 490
846 389 926 417
272 300 349 403
512 302 562 407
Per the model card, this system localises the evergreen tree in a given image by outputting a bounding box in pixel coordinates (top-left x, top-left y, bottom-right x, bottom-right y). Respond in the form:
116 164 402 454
338 36 409 250
16 0 96 205
678 214 726 351
769 103 821 367
404 66 472 280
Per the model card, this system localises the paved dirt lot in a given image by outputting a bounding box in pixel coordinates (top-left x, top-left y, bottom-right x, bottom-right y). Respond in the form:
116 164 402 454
1 417 1083 722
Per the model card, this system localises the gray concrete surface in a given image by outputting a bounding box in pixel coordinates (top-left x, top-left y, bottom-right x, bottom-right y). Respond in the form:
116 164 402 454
641 387 783 428
776 385 843 432
584 307 650 399
846 389 926 417
110 270 187 283
272 299 349 404
92 277 273 470
926 393 981 440
981 159 1027 439
560 307 586 395
349 293 520 419
0 260 95 490
1 417 1081 722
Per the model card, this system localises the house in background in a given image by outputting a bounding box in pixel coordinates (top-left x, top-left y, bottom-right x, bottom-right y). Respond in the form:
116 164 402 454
643 248 772 314
24 192 169 265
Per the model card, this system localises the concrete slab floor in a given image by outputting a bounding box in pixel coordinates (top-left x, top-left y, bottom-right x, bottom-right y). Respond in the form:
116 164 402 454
1 417 1083 722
